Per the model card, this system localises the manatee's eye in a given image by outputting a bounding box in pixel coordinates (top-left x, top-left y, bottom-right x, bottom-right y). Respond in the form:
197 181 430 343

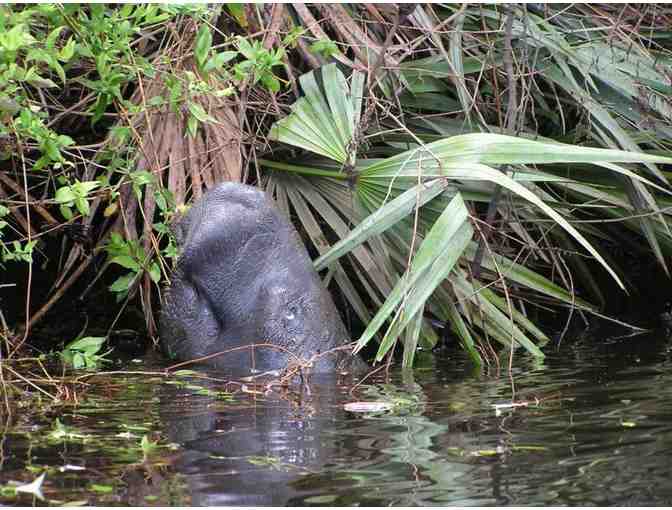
285 303 298 321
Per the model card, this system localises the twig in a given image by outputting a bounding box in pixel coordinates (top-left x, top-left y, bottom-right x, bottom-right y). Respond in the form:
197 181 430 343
164 342 305 372
1 364 59 402
348 364 388 397
0 169 59 227
471 4 520 280
10 255 93 353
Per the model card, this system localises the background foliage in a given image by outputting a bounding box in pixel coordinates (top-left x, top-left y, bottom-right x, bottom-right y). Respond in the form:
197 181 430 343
1 4 671 367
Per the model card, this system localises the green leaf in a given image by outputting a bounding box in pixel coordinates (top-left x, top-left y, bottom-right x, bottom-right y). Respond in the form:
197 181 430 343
368 133 672 178
203 51 237 73
64 336 106 355
355 192 472 356
90 484 114 494
310 39 339 58
59 204 73 220
140 434 158 454
45 25 64 50
452 271 544 356
74 196 90 216
226 4 248 27
186 115 198 137
130 170 155 187
443 298 481 365
110 255 141 271
27 74 58 89
0 24 35 51
401 309 424 368
73 180 101 196
187 102 216 124
323 64 353 150
59 37 76 62
109 272 137 293
374 221 474 361
43 138 60 160
236 36 255 60
57 134 75 147
462 242 594 309
0 95 20 115
350 70 365 129
55 186 77 203
261 73 280 93
361 134 672 289
269 64 364 165
194 25 212 70
149 262 161 283
315 179 454 271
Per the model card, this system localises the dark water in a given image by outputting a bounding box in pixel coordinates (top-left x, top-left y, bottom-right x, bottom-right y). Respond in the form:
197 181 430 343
3 325 672 506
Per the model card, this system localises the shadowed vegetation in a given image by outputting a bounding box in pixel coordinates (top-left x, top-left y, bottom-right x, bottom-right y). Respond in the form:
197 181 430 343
1 4 672 369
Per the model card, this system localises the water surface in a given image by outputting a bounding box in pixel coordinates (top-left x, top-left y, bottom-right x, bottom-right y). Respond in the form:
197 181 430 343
2 326 672 506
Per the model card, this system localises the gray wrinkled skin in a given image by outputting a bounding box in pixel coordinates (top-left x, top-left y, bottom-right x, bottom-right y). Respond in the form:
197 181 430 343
160 183 366 374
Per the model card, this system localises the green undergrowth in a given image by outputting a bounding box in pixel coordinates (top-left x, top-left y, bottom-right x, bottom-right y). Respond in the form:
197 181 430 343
1 4 671 368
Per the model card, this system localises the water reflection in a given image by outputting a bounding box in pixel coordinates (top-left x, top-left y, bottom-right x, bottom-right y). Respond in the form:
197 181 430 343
158 375 364 506
2 324 672 505
157 327 672 506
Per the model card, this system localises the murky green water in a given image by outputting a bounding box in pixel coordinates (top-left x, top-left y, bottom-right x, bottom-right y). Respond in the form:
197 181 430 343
3 325 672 506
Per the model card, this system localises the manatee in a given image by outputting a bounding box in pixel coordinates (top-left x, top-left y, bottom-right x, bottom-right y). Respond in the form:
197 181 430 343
160 182 366 374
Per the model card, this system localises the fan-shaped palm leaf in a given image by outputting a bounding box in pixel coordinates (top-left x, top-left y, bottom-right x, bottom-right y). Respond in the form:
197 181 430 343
263 63 672 365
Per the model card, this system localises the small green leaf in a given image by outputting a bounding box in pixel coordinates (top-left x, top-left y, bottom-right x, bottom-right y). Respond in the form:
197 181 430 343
173 369 199 376
64 336 106 354
74 196 90 216
310 39 339 58
55 186 77 203
261 73 280 93
0 24 36 52
110 255 141 271
0 95 20 115
194 25 212 69
130 170 155 187
236 36 255 60
90 484 114 494
61 336 109 370
43 138 61 160
187 102 215 124
73 180 101 196
226 4 248 27
148 95 164 107
57 134 75 147
109 273 137 293
26 74 58 89
46 26 64 50
149 262 161 283
59 37 76 62
59 204 73 220
186 115 198 137
203 51 237 73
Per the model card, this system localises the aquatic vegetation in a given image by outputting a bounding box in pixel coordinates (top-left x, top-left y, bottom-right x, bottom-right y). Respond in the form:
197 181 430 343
59 336 110 370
